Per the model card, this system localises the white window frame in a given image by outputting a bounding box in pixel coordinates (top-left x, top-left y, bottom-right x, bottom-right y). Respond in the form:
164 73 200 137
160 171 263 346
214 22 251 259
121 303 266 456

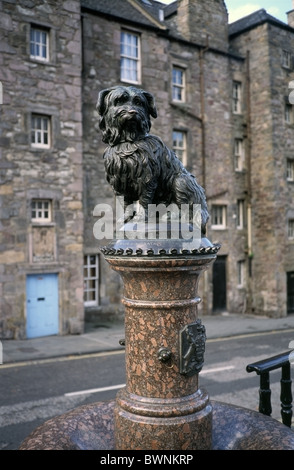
283 50 291 69
288 219 294 239
31 114 50 148
237 260 245 287
285 103 292 124
84 254 99 307
234 138 244 171
232 81 242 114
172 66 185 102
30 26 49 62
31 199 52 223
287 159 294 181
173 130 187 166
211 205 227 229
237 199 245 230
120 31 141 84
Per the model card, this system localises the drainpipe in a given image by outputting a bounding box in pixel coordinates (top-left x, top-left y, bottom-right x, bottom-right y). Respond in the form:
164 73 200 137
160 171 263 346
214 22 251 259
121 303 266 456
246 51 252 260
246 50 253 312
199 36 209 189
199 37 209 315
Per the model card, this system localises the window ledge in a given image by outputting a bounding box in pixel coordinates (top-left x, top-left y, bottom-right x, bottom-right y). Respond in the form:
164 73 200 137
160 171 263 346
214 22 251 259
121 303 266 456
31 222 55 227
29 58 54 66
170 101 189 109
30 146 53 152
120 79 141 86
211 226 227 231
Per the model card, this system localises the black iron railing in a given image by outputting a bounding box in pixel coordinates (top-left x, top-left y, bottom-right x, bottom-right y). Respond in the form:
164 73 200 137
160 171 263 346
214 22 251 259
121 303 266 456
246 350 294 428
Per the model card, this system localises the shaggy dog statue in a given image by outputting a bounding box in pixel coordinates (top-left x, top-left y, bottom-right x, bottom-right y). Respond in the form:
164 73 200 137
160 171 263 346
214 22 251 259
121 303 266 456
97 85 209 235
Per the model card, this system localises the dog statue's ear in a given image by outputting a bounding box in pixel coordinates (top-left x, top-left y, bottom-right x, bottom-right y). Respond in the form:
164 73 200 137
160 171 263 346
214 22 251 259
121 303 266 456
142 90 157 119
97 87 116 133
96 87 115 116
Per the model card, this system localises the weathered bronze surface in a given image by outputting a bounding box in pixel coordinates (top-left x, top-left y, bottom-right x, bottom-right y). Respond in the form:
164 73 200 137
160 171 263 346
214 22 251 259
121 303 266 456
180 321 206 377
97 85 209 235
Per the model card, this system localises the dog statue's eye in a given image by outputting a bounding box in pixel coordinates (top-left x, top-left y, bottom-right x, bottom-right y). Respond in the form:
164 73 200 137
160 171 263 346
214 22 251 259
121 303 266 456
133 97 143 106
114 96 127 106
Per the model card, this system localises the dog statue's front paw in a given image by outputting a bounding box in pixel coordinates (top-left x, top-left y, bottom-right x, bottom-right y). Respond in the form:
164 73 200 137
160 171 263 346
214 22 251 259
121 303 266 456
131 203 147 223
131 213 146 223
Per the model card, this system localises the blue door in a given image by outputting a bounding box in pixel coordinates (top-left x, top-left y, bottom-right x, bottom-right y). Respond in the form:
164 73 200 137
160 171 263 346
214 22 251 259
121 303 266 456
26 274 59 338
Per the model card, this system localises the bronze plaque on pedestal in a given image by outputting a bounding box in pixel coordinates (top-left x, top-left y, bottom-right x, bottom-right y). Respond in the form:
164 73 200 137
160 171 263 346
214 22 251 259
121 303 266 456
180 320 206 376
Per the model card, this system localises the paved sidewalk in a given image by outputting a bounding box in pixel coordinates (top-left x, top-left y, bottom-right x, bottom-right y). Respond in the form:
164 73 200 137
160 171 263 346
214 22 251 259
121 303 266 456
2 313 294 364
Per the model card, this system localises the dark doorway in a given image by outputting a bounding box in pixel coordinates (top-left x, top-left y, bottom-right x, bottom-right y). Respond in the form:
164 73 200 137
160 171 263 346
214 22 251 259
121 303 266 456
287 272 294 314
213 255 227 312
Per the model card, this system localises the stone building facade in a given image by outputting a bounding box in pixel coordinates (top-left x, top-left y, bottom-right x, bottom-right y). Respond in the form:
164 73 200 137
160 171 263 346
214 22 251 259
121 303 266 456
0 0 84 338
229 9 294 316
1 0 294 339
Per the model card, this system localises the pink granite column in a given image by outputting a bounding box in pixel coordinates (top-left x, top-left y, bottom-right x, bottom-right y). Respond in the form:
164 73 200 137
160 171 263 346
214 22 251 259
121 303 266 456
105 255 215 450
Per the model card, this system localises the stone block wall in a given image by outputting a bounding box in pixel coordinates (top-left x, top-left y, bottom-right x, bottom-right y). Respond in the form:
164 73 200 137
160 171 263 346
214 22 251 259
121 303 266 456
82 11 212 316
176 0 228 52
81 5 249 317
230 21 294 316
1 1 294 335
0 0 84 338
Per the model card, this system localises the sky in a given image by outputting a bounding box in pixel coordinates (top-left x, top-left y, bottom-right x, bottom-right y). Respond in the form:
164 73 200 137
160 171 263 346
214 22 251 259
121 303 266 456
159 0 293 24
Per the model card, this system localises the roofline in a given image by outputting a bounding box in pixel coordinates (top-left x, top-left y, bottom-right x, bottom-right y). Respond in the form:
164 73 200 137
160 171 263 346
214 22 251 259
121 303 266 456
157 31 244 61
81 4 167 34
127 0 167 30
81 4 243 61
229 15 294 38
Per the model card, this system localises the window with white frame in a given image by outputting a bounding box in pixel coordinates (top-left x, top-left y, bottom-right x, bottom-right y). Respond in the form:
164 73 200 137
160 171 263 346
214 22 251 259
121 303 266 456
173 130 187 166
30 27 49 61
288 219 294 239
211 205 227 229
282 50 291 69
287 159 294 181
234 138 244 171
172 66 185 102
31 199 52 222
31 114 50 148
237 260 245 287
84 255 99 306
285 103 293 124
237 199 245 229
120 31 140 84
232 81 242 114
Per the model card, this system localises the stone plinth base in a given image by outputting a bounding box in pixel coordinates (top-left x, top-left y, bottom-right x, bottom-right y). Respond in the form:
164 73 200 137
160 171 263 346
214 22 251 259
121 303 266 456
19 400 294 450
115 388 212 450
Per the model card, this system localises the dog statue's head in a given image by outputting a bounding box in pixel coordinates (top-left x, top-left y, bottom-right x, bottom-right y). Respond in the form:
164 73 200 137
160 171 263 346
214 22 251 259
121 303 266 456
97 86 157 146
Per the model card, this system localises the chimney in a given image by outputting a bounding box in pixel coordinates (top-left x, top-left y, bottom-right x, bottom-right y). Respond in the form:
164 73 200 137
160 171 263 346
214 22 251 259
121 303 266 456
287 10 294 28
287 0 294 27
177 0 228 51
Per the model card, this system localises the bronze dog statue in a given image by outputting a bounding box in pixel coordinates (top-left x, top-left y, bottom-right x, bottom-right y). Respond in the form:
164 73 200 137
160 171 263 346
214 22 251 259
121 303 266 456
97 85 209 235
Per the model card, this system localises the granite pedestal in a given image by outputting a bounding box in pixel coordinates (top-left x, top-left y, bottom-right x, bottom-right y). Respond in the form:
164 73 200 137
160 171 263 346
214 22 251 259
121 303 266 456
20 238 294 450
